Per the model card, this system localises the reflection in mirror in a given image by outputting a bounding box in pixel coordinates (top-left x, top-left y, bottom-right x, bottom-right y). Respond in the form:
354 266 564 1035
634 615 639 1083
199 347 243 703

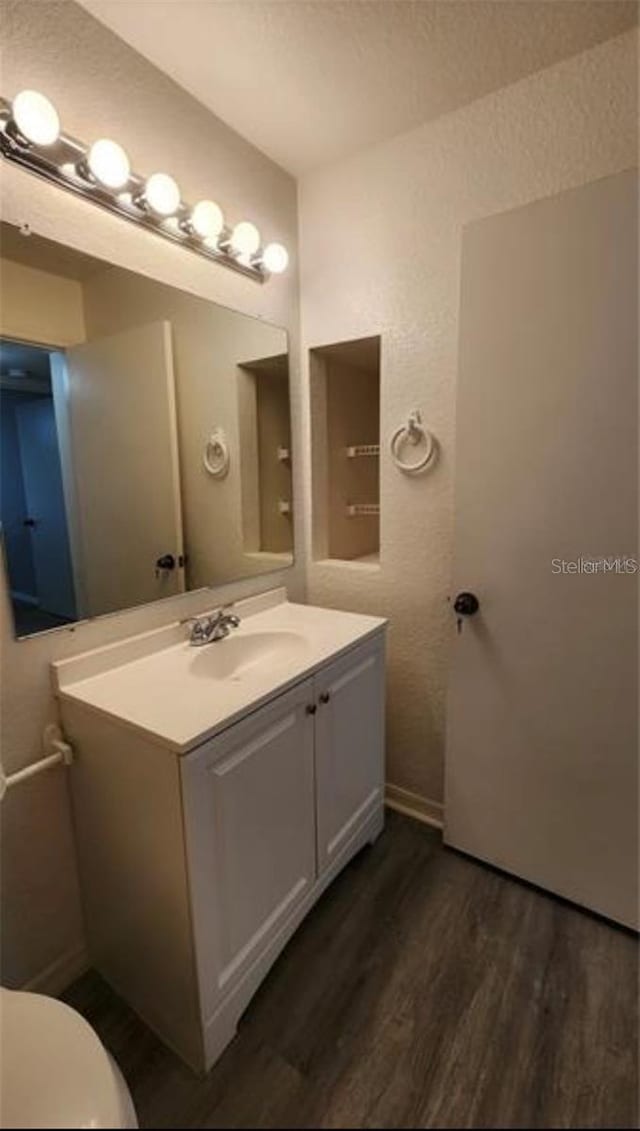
0 223 292 638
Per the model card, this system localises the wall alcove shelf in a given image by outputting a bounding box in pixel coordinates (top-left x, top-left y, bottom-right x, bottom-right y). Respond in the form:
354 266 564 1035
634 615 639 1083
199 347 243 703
311 335 381 565
237 353 293 558
346 444 380 458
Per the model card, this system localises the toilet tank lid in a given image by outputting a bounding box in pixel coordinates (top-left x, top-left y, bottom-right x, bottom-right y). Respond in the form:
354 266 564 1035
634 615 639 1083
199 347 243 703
0 988 135 1129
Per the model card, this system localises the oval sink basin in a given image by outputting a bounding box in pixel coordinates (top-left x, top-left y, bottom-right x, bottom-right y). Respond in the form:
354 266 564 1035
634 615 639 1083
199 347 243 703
189 630 309 682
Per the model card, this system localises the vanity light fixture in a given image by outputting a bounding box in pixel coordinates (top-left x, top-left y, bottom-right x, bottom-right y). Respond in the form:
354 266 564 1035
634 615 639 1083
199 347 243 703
186 199 225 241
229 220 261 257
0 90 288 283
85 138 130 190
9 89 60 147
260 242 289 275
138 171 181 217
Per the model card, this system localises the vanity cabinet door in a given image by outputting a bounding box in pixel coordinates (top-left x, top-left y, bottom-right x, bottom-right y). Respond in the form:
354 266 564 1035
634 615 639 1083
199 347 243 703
314 635 385 872
181 677 317 1018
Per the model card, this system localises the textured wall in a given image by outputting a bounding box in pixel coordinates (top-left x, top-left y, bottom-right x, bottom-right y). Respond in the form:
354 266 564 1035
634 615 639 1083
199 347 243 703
298 29 639 810
0 0 301 990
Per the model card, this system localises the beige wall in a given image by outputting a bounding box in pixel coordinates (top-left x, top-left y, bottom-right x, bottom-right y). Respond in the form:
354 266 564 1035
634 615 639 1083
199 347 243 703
0 0 301 991
0 257 86 346
298 28 639 811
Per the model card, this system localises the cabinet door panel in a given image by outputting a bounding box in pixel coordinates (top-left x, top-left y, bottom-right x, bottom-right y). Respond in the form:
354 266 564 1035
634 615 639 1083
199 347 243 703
315 636 385 871
181 678 316 1017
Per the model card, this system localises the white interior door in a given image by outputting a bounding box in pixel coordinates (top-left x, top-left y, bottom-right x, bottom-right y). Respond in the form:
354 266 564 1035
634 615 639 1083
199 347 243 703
51 351 87 619
66 321 185 617
16 397 77 619
445 169 638 929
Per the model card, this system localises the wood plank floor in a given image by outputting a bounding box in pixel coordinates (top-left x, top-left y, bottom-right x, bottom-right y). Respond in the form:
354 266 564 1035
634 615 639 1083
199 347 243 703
64 812 638 1129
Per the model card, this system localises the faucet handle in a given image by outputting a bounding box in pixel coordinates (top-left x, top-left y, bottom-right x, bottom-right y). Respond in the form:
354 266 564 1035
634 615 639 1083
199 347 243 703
186 607 240 646
217 604 240 627
187 614 215 641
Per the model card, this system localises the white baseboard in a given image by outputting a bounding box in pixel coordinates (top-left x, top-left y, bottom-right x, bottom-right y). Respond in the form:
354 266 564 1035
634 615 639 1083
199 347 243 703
21 945 89 997
385 783 444 830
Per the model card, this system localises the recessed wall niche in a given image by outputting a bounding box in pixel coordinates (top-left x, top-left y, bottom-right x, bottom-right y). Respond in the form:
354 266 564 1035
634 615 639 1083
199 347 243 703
238 354 293 562
310 336 380 565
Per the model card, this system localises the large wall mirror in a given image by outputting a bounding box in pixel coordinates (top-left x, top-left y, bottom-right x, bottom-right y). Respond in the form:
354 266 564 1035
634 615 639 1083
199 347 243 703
0 223 293 638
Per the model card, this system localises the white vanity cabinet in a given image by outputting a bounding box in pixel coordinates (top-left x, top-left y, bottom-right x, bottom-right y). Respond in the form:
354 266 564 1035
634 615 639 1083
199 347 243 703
181 678 317 1039
315 641 385 872
58 606 386 1074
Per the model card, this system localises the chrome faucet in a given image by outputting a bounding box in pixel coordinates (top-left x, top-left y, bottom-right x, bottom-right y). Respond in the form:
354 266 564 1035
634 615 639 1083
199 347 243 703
188 608 241 646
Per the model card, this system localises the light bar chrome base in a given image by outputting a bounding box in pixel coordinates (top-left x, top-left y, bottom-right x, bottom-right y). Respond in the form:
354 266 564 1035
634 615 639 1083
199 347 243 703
0 97 266 284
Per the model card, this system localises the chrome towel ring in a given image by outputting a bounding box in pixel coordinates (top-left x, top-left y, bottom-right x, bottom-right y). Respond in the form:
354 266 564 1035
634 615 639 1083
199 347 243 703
390 410 436 474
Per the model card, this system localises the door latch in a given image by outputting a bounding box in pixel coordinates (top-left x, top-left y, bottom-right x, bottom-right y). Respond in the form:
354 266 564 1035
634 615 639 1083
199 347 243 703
452 591 480 633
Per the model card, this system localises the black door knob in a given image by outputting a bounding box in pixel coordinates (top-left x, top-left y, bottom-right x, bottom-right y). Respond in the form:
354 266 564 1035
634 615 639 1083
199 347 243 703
453 591 480 617
156 554 176 571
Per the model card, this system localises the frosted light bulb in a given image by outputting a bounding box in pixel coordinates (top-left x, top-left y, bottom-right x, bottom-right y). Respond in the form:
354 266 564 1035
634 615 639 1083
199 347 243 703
191 200 224 240
262 242 289 274
144 172 180 216
230 221 260 257
87 138 130 189
12 90 60 146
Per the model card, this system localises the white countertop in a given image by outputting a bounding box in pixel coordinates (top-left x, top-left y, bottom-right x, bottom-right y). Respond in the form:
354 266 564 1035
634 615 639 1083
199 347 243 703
53 590 386 753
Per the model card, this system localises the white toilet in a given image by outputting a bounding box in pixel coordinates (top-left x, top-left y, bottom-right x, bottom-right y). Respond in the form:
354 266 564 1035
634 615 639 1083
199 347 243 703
0 987 138 1129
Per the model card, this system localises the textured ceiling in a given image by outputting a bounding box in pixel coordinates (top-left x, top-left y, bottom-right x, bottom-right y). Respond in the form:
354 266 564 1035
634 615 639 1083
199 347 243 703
77 1 638 174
